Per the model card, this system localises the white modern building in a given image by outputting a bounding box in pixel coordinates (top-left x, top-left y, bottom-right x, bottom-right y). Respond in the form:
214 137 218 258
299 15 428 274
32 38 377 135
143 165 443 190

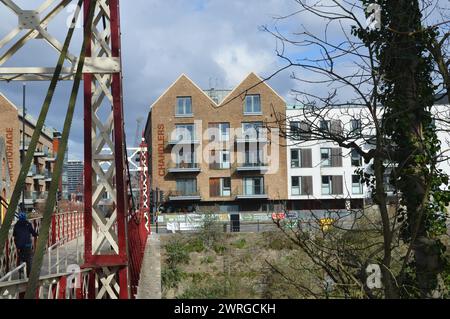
286 105 370 210
285 99 450 210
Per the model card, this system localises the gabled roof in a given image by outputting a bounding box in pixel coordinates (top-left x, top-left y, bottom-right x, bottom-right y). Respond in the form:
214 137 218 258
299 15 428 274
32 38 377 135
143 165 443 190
220 72 286 106
149 72 286 111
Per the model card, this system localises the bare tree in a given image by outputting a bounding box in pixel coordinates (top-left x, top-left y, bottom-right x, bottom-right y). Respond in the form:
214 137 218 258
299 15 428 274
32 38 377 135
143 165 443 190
263 0 450 298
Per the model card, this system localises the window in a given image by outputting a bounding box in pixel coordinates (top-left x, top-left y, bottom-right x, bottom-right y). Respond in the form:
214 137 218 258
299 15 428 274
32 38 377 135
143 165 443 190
176 97 192 116
222 178 231 196
244 145 264 166
321 148 342 167
291 149 312 168
291 149 300 168
352 175 363 194
351 119 362 135
291 176 301 195
320 120 330 131
221 150 231 169
351 149 362 167
244 95 261 114
176 178 197 196
220 123 230 141
210 177 231 197
244 177 264 195
291 176 313 196
242 122 264 139
322 176 331 195
210 150 230 169
290 121 311 140
174 124 195 141
321 175 343 195
176 145 196 168
330 120 343 135
209 123 230 142
321 148 331 167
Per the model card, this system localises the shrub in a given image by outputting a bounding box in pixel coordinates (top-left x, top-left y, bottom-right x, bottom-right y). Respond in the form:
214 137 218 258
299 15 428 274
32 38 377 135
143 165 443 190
161 267 184 290
185 236 205 253
166 238 190 267
232 238 247 249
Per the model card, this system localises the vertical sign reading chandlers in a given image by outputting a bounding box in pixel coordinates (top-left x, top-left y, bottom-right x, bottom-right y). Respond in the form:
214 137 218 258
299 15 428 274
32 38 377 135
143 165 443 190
157 124 165 176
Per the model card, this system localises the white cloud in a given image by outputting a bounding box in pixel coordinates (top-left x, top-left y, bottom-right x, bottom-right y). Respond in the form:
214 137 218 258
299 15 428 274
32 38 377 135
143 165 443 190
213 44 276 85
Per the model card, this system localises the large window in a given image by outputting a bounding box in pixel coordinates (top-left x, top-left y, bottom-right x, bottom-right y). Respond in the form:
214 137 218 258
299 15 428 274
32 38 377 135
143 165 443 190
320 120 330 131
242 122 264 139
210 150 230 169
176 97 192 116
291 176 313 196
291 149 312 168
176 146 196 168
210 177 231 197
244 145 264 166
321 175 343 195
290 121 311 140
209 123 230 142
176 178 197 196
352 175 363 194
351 149 362 167
244 95 261 114
351 119 362 135
321 148 331 167
244 177 264 195
321 148 342 167
174 124 195 141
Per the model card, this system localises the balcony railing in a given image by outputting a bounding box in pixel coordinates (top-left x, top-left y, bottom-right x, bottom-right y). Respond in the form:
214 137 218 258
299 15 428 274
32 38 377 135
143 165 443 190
23 191 48 203
34 191 48 202
168 190 201 201
44 152 56 162
235 161 269 172
234 185 269 199
31 166 45 179
167 163 201 173
209 162 231 170
167 136 200 145
19 142 30 151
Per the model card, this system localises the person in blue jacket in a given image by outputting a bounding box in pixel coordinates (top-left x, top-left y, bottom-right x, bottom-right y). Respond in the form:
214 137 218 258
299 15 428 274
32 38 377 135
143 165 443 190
13 211 38 277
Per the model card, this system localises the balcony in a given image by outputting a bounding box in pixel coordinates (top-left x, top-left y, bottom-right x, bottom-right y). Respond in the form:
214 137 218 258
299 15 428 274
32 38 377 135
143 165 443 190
34 150 46 157
168 190 201 201
235 161 269 172
44 152 56 162
45 170 53 182
167 137 200 146
34 191 48 203
167 163 201 173
19 142 30 151
23 192 34 205
235 135 268 144
235 186 268 200
31 166 45 180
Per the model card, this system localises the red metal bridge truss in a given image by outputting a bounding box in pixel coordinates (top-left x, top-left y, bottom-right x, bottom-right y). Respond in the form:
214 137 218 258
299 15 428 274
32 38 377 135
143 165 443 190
0 0 151 299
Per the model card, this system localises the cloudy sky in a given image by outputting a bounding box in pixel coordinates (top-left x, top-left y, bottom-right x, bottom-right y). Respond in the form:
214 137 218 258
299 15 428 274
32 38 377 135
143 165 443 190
0 1 448 160
0 0 303 160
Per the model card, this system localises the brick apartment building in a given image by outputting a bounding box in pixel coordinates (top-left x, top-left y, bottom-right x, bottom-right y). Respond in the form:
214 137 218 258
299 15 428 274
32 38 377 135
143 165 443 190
145 73 287 213
0 92 66 213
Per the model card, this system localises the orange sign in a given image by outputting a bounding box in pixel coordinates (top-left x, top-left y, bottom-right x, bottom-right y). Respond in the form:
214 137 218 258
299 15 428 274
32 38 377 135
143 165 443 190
157 124 165 176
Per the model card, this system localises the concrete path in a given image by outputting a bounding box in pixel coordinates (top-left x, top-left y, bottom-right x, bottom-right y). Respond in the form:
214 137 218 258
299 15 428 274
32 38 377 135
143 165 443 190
136 233 161 299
